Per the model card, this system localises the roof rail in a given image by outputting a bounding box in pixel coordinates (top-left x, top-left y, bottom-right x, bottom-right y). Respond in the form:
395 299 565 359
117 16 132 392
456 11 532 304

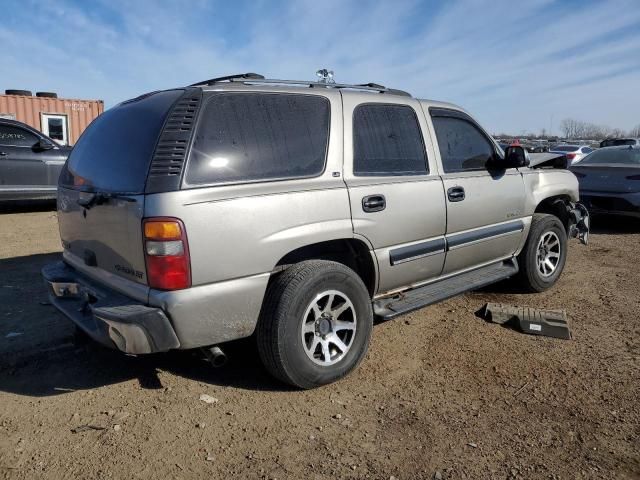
224 77 412 97
189 73 265 87
189 75 411 97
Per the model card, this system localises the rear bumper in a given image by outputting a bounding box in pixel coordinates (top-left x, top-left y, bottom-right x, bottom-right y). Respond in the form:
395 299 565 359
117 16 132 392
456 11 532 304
580 191 640 218
42 261 180 354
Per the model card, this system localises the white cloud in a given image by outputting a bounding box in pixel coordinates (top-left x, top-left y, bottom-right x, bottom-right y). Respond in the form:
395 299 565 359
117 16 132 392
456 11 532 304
1 0 639 134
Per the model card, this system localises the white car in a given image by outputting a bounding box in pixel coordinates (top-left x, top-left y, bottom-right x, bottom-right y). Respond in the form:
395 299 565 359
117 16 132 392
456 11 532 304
549 145 594 164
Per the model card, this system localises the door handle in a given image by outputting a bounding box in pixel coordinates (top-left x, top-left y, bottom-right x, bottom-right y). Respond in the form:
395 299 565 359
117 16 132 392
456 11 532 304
0 152 7 156
447 186 465 202
362 194 386 213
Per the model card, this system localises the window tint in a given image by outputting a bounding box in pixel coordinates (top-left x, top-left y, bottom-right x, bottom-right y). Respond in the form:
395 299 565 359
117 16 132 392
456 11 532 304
582 147 593 153
601 139 636 147
353 104 427 176
0 124 38 147
431 116 494 172
186 93 329 185
60 89 183 193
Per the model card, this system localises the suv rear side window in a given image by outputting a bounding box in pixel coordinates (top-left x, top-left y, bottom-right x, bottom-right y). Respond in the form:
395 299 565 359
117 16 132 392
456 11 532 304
353 104 427 176
60 89 183 193
185 93 330 186
0 124 38 147
431 116 494 173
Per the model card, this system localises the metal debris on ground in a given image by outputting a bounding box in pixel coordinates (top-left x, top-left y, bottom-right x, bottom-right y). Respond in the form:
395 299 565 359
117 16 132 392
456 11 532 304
481 303 572 340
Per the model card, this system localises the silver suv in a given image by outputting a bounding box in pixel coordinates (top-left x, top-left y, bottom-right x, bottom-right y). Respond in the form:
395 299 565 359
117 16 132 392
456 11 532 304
43 73 589 388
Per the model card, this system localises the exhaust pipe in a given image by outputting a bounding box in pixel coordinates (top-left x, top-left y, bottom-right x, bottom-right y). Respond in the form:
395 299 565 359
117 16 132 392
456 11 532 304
202 345 227 367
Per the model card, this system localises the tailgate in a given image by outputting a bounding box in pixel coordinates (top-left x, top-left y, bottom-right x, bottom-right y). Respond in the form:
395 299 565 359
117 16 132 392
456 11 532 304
58 187 148 285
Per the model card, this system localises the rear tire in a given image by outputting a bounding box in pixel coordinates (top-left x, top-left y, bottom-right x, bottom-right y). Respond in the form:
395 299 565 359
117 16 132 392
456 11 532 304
256 260 373 389
516 213 567 292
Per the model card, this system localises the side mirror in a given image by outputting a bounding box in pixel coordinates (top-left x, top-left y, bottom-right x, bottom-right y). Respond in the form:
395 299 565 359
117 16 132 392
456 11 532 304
36 138 54 151
503 145 530 168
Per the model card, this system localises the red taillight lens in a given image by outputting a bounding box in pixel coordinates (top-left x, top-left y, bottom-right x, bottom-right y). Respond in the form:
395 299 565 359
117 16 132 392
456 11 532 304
143 218 191 290
627 174 640 180
566 153 577 160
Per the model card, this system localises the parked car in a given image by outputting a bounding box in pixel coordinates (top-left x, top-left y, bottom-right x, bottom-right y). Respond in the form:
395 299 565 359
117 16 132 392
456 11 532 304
571 145 640 218
599 138 640 148
42 74 589 388
0 119 70 201
549 144 594 164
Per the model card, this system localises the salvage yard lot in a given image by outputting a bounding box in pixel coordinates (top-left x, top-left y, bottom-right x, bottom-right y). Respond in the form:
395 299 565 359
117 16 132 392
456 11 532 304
0 205 638 479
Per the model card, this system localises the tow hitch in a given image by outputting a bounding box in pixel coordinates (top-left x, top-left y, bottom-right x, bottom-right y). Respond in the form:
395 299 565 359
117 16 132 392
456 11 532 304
568 202 589 245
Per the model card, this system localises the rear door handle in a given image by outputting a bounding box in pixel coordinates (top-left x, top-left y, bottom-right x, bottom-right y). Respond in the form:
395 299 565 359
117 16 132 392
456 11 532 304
362 194 386 213
447 186 465 202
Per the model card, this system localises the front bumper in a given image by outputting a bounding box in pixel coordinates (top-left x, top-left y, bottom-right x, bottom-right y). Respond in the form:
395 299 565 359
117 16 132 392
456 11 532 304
568 202 590 245
42 261 180 354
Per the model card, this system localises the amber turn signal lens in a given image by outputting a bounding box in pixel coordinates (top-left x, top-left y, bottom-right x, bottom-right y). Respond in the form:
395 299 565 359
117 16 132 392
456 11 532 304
144 221 182 240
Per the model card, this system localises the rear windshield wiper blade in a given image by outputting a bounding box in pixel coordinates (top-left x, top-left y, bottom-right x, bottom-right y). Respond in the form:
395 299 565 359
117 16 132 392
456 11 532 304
77 191 136 209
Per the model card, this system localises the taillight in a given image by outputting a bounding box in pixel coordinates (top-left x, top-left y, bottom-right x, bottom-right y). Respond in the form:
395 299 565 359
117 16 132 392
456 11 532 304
566 153 577 160
627 174 640 180
143 218 191 290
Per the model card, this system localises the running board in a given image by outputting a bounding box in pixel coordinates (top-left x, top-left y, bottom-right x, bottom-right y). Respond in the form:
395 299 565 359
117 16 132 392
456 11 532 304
373 259 519 320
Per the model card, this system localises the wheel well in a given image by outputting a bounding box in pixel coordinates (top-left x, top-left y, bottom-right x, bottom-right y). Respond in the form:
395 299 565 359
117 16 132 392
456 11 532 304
275 239 377 297
535 195 572 232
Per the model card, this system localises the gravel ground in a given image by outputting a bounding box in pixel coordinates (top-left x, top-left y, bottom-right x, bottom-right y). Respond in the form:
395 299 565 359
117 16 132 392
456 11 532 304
0 204 638 480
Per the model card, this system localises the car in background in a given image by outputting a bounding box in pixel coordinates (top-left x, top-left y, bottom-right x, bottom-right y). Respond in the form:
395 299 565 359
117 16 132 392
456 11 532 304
549 144 593 164
0 119 70 201
570 145 640 218
599 138 640 148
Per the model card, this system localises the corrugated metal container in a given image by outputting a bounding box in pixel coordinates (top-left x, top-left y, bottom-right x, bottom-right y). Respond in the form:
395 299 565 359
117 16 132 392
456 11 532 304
0 93 103 145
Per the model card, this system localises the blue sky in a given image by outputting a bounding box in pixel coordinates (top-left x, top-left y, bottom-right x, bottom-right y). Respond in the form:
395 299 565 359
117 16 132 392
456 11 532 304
2 0 639 135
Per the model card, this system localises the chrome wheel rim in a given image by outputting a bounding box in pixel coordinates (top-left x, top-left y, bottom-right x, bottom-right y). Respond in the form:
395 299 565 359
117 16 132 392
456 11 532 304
301 290 357 366
536 231 561 277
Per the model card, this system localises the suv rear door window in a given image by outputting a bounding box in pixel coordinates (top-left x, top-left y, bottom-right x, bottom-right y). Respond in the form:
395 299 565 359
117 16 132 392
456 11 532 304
0 124 38 147
185 93 330 186
431 116 494 172
352 104 427 176
60 89 184 193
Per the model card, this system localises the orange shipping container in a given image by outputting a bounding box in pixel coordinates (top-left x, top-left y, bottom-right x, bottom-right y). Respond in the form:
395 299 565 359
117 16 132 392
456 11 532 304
0 93 104 146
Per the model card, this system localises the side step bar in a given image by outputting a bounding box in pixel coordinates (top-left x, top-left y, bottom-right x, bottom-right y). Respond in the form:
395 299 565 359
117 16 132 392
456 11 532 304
373 258 519 320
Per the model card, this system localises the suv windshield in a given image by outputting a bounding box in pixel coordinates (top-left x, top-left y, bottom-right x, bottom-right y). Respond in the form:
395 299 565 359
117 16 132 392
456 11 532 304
60 89 183 193
579 148 640 165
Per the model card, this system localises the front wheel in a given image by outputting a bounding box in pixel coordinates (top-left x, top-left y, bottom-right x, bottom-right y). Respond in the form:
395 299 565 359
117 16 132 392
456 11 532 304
516 213 568 292
256 260 373 389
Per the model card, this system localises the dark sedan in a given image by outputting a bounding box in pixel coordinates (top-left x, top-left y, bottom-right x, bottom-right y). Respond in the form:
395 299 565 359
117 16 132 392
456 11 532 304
571 146 640 218
0 119 70 201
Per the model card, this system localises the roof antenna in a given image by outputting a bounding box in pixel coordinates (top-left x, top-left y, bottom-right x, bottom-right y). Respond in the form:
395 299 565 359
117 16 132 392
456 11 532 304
316 69 335 84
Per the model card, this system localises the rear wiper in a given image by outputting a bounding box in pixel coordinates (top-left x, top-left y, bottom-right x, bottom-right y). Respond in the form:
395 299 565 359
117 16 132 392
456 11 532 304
77 191 136 209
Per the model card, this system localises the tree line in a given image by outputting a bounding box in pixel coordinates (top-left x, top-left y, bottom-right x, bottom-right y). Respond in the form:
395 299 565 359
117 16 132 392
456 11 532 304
559 118 640 140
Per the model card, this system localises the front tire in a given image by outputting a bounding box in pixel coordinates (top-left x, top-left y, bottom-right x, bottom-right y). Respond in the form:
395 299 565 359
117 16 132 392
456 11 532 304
516 213 568 292
256 260 373 389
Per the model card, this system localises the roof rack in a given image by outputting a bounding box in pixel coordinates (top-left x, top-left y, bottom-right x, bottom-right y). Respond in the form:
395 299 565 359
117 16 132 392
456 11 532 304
189 73 412 97
189 73 265 87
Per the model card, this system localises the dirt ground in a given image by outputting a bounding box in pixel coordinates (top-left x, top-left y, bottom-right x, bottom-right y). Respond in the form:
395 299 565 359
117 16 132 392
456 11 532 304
0 202 638 480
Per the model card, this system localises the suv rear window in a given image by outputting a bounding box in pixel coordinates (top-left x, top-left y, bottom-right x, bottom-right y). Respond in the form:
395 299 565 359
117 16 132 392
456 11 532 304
60 89 183 193
185 93 330 186
600 139 636 148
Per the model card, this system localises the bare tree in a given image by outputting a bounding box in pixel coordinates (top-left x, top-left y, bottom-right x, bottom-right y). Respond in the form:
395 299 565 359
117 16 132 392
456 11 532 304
629 124 640 138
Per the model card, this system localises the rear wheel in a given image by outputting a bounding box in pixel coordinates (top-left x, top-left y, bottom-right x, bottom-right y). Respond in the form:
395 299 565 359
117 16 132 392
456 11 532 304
257 260 373 389
516 213 567 292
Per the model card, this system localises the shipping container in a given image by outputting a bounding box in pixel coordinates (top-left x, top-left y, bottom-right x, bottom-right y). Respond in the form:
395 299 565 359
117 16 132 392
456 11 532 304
0 91 103 146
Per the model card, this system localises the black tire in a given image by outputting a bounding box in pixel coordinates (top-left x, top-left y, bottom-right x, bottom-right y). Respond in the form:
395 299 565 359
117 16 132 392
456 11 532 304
516 213 568 292
257 260 373 389
36 91 58 98
5 89 32 96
